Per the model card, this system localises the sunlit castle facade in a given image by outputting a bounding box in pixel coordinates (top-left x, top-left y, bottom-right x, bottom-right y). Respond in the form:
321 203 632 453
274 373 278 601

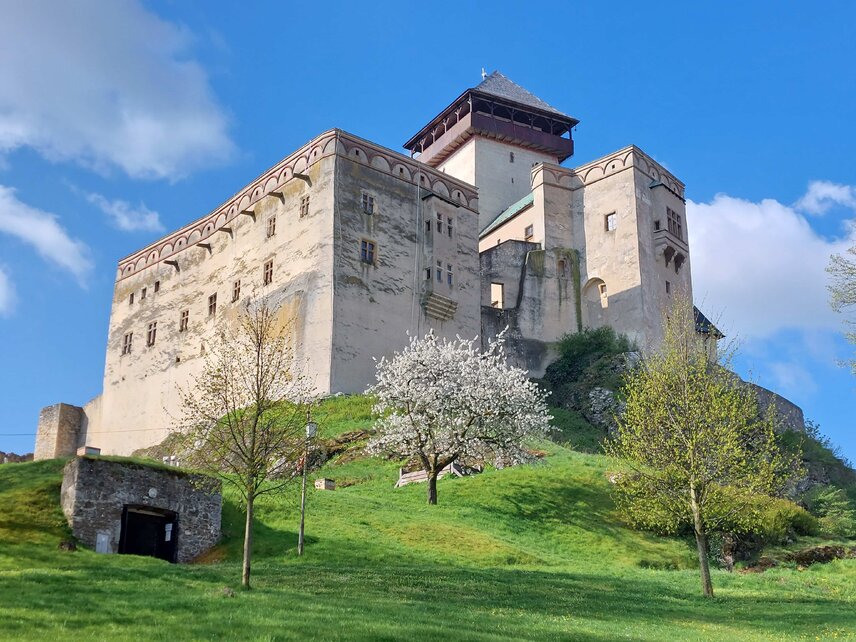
36 72 694 458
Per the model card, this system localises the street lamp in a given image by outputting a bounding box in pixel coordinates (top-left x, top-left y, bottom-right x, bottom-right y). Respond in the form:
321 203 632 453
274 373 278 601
298 411 317 556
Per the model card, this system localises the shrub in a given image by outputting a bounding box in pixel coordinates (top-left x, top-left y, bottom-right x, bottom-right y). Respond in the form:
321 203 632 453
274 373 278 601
802 485 856 538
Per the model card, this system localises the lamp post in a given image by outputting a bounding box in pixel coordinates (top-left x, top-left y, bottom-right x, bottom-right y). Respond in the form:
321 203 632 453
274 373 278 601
298 410 317 556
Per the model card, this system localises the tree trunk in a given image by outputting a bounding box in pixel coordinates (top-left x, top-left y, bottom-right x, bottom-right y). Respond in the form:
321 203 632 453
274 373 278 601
427 470 438 505
242 493 255 590
690 487 713 597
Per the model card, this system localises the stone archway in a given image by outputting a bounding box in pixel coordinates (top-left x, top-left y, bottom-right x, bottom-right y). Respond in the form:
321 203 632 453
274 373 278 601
582 278 609 329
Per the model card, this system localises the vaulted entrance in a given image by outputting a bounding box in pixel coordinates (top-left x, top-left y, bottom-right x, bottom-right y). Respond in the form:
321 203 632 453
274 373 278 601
118 505 178 563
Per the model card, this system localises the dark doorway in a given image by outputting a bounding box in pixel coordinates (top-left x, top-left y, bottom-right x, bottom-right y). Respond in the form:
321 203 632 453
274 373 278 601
118 505 178 563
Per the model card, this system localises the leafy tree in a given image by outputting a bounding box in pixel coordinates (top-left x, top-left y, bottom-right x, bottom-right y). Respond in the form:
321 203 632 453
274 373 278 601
176 300 314 589
367 331 551 505
828 244 856 375
605 296 799 597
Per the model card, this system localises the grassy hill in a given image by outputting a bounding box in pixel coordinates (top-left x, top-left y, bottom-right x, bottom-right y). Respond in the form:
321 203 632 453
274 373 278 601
1 395 855 641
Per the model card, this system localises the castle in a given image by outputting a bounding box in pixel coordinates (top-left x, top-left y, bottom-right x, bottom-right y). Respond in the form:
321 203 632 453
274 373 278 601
35 72 699 458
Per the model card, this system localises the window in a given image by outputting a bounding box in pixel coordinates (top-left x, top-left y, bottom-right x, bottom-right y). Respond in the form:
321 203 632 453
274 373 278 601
447 218 453 238
232 280 241 302
129 292 135 305
436 213 443 234
447 264 453 286
154 281 160 293
436 260 443 282
121 332 133 355
263 260 273 285
300 195 310 218
208 293 217 317
360 240 376 264
605 213 617 232
667 207 682 239
140 287 147 300
665 280 671 295
558 259 568 278
524 224 534 240
654 220 661 231
425 267 431 281
509 151 515 163
425 220 431 234
361 193 375 214
490 283 504 308
266 215 276 238
146 321 157 347
179 310 189 332
598 283 608 297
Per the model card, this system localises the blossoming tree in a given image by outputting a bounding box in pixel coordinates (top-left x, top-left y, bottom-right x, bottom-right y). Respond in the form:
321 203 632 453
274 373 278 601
367 331 551 505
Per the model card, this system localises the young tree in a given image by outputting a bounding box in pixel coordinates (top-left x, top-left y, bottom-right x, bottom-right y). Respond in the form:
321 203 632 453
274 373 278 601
176 300 314 589
828 244 856 375
605 296 798 597
367 331 551 505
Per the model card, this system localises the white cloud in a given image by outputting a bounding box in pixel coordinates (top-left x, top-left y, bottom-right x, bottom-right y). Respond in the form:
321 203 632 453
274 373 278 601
0 1 234 180
0 185 92 284
85 192 164 233
767 360 819 398
687 187 856 340
0 266 15 316
794 180 856 216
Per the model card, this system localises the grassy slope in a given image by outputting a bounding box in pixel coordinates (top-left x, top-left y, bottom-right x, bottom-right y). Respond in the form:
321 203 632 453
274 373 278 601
1 396 854 642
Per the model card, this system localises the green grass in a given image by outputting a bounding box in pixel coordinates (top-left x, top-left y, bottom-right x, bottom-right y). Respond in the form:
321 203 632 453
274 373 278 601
1 396 855 641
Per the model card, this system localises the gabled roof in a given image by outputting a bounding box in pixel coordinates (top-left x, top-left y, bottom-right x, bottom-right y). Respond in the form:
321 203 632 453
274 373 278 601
474 71 572 120
694 306 724 339
480 191 535 237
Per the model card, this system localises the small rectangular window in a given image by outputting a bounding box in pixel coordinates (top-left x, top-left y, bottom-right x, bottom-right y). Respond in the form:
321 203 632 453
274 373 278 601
266 216 276 238
447 218 453 237
361 193 375 214
208 293 217 317
425 267 431 280
360 240 376 264
490 283 504 308
436 260 442 282
263 260 273 285
524 224 534 240
300 195 310 218
122 332 133 355
140 287 147 300
179 310 189 332
605 213 617 232
599 283 608 296
154 281 160 293
436 213 443 234
447 264 453 286
425 220 431 234
129 292 135 305
558 259 568 278
146 321 157 347
232 280 241 302
665 281 671 294
509 151 515 163
654 220 661 231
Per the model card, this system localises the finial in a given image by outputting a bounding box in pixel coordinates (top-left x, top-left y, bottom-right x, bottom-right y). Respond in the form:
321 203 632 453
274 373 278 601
481 67 487 80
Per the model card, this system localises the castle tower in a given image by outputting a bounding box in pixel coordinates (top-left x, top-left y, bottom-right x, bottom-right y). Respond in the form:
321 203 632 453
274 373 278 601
404 71 578 230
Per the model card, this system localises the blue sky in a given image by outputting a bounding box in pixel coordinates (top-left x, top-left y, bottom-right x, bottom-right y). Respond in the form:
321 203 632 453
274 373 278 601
0 1 853 460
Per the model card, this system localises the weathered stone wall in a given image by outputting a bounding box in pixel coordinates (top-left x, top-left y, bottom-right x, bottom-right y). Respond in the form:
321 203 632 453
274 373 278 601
749 383 806 433
61 457 221 563
34 403 84 460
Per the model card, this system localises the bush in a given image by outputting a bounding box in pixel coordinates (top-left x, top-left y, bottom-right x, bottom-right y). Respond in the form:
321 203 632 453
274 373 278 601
802 485 856 538
546 327 634 386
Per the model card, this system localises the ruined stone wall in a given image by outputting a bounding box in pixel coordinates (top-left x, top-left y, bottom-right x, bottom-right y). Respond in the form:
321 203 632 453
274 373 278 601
61 457 221 563
34 403 84 460
749 383 806 433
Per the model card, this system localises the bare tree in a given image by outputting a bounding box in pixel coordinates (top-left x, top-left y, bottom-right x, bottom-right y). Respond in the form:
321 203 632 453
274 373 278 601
176 299 314 589
828 244 856 375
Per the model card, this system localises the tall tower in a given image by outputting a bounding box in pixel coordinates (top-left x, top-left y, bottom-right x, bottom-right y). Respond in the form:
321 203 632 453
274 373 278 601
404 71 578 230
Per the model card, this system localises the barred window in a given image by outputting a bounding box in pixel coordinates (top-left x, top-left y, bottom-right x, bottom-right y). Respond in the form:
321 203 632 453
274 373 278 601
300 195 310 218
263 260 274 285
146 321 157 347
232 280 241 302
266 216 276 238
179 310 189 332
208 293 217 317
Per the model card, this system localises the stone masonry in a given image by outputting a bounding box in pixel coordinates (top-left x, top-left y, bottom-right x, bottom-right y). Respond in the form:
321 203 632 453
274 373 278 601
61 457 221 563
